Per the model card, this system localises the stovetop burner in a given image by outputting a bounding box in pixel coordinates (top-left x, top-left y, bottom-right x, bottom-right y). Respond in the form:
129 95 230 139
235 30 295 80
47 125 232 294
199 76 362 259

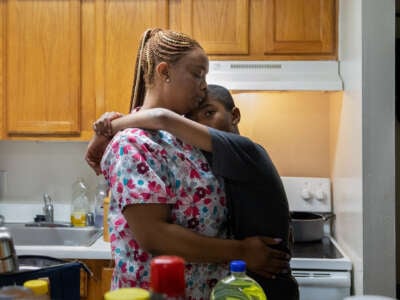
293 236 343 259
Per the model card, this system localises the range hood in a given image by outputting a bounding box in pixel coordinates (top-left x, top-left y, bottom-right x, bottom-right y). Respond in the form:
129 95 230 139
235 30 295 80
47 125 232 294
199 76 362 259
206 60 343 91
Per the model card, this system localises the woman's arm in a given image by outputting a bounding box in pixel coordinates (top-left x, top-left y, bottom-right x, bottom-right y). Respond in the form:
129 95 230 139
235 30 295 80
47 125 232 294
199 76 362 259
123 203 290 278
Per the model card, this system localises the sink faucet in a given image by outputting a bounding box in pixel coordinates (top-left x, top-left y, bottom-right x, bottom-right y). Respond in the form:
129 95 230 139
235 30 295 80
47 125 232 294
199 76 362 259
43 193 54 223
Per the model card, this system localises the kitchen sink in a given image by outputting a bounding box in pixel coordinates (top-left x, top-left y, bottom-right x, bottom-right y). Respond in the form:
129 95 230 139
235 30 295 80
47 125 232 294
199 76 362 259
4 223 102 246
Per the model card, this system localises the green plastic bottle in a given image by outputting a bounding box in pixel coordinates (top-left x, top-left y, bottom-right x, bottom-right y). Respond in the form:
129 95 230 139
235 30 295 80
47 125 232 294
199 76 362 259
211 260 267 300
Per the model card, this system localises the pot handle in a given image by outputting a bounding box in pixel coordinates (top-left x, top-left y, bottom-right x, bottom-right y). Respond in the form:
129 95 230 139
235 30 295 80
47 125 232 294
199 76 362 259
321 212 335 221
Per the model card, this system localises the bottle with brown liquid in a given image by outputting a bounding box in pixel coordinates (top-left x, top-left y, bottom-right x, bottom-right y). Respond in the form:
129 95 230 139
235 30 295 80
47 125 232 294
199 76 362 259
103 193 111 242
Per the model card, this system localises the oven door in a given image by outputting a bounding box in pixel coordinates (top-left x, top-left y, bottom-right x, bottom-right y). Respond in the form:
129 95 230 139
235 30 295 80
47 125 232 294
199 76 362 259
293 270 351 300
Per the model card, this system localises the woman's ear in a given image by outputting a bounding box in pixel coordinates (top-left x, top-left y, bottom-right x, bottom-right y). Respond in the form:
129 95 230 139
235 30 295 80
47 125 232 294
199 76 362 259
156 62 170 83
231 106 241 125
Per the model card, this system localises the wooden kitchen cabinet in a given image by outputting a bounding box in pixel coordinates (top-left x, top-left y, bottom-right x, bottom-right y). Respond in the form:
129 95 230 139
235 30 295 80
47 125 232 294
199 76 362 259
0 0 338 140
79 259 114 300
263 0 336 56
3 0 81 137
180 0 249 55
177 0 337 60
0 0 169 139
94 0 169 115
0 0 96 140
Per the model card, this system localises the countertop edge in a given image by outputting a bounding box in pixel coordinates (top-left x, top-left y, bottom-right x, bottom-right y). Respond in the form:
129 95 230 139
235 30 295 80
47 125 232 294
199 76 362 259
15 236 112 260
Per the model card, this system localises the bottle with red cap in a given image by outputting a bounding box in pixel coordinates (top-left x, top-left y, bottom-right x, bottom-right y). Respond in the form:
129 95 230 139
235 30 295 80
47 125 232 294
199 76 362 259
150 255 186 300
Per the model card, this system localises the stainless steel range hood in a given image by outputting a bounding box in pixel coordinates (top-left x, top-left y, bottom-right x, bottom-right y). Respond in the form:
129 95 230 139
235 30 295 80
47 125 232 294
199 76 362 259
206 61 343 91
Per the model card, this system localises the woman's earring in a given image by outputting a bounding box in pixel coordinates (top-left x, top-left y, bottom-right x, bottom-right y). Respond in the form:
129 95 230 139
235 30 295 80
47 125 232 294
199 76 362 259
165 77 170 83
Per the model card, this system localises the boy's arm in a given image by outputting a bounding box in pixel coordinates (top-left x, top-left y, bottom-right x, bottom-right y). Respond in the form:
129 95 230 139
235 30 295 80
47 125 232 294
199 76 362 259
109 108 269 181
207 128 275 182
111 108 213 151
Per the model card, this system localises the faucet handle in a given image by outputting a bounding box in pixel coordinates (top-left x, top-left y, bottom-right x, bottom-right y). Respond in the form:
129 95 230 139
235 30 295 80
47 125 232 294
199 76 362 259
43 193 52 205
42 193 54 223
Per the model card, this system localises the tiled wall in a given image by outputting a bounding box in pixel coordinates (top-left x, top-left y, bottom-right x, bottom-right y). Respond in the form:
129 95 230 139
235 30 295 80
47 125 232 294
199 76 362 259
0 141 99 213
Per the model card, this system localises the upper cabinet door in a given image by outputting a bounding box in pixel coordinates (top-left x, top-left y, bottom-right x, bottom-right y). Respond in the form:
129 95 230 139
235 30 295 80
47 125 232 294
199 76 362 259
95 0 168 116
6 0 81 136
181 0 249 55
264 0 336 55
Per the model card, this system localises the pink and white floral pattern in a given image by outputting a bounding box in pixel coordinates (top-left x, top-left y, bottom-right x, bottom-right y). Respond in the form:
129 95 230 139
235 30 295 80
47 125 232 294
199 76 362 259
101 127 228 299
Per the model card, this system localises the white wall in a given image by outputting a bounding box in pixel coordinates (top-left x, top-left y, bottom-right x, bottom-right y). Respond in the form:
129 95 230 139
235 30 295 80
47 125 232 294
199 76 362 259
0 141 99 221
335 0 363 294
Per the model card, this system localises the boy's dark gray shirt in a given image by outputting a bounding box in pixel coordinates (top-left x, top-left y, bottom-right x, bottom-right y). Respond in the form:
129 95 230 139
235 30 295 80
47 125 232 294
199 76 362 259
203 128 299 300
203 127 291 254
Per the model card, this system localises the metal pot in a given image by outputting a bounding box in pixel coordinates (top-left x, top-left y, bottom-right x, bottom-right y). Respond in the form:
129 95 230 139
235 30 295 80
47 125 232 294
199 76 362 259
290 212 334 242
0 254 19 273
0 227 19 273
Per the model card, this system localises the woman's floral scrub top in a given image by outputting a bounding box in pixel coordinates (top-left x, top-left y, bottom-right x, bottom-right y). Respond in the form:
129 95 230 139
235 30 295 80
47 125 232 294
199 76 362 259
101 127 229 299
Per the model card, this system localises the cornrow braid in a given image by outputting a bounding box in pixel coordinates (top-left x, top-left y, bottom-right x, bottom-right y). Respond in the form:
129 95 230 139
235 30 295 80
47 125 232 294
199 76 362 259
129 29 153 112
129 28 202 111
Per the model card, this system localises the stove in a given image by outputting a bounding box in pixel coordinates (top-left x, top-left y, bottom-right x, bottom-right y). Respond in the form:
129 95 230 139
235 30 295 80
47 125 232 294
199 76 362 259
291 237 352 271
281 177 352 300
294 237 342 259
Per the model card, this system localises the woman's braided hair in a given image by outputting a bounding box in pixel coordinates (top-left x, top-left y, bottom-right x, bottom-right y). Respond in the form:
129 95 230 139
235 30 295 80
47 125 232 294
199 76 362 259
129 28 202 112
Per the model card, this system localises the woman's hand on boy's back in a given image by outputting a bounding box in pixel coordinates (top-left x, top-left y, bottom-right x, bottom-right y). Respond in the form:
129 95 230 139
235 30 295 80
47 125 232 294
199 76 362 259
241 236 290 279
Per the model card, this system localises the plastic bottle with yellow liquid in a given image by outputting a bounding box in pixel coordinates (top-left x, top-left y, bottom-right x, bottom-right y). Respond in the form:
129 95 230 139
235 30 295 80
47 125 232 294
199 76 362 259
70 177 89 227
211 260 267 300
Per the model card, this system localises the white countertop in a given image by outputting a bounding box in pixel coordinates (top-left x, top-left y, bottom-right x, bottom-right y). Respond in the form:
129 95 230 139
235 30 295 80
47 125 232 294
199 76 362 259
15 236 112 260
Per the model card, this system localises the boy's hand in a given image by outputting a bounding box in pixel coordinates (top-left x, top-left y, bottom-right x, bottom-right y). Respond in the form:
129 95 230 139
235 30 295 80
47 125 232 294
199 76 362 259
93 111 124 137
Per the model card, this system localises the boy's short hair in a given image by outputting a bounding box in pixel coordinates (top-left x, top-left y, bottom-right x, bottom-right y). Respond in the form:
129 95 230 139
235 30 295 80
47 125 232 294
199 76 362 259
207 84 235 111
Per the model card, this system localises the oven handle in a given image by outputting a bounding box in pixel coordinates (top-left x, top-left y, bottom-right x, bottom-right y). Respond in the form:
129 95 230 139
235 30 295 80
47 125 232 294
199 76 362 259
293 271 351 287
